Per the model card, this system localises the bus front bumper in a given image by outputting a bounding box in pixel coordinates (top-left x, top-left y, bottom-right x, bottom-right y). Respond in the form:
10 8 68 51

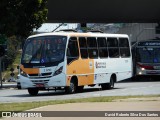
137 69 160 75
20 73 66 89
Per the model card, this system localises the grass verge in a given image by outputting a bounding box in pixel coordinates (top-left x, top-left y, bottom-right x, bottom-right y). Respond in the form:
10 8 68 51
0 95 160 112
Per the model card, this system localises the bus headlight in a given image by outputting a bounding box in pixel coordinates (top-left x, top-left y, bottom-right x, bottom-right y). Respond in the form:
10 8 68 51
20 69 27 77
54 66 63 76
138 72 142 75
141 68 145 71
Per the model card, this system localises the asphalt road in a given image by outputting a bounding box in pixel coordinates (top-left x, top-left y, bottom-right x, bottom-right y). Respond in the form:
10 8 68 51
0 80 160 103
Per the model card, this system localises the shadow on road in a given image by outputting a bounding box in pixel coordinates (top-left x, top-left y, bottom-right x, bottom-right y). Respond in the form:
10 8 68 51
119 76 160 83
82 87 121 93
6 87 121 97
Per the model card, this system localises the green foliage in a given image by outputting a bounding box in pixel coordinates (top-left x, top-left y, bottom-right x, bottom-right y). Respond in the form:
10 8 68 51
0 35 7 44
6 36 19 64
0 0 48 37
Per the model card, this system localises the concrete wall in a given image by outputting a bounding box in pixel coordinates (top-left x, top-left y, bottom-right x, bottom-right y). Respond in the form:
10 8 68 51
116 23 159 43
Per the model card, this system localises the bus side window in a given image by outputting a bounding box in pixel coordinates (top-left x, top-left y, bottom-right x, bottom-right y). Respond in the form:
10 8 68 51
87 37 98 59
97 37 108 58
79 37 88 59
67 37 79 64
107 38 119 58
119 38 130 58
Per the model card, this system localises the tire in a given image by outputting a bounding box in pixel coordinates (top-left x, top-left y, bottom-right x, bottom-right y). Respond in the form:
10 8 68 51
17 86 21 89
108 77 114 89
28 88 39 96
65 81 76 94
76 86 84 93
17 83 21 89
101 76 115 90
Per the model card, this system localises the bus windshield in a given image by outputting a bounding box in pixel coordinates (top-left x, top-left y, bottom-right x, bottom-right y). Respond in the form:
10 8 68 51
22 36 67 64
137 47 160 63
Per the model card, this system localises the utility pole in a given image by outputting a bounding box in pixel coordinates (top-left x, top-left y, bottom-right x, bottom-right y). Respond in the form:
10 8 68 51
0 45 5 88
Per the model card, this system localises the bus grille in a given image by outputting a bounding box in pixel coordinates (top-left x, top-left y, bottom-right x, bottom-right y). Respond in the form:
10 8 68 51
28 72 52 79
31 80 49 84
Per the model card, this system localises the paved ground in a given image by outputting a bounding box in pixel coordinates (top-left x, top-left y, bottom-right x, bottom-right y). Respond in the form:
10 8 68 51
0 81 160 103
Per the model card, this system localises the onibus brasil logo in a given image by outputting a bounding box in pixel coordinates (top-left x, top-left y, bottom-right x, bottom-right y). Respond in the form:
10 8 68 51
1 112 42 118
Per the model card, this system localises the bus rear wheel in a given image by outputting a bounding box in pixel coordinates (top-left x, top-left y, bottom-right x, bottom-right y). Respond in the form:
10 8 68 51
101 76 114 90
108 77 114 89
28 88 39 96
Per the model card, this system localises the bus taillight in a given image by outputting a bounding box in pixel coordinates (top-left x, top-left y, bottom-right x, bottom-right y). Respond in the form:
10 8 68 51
137 63 154 70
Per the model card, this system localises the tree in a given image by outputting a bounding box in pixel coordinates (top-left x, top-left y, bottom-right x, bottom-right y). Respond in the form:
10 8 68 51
0 35 7 44
0 0 48 37
6 36 19 64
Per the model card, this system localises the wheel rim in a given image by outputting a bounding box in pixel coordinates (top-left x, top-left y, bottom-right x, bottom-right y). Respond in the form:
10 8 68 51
70 83 75 93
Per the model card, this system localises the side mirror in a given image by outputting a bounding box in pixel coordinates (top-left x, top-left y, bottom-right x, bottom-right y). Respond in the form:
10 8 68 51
0 46 5 57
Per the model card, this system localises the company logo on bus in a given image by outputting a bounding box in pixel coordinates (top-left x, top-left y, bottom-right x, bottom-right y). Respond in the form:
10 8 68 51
95 62 106 68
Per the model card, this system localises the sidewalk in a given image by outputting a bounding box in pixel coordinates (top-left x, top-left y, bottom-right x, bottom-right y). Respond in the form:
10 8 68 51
0 83 16 89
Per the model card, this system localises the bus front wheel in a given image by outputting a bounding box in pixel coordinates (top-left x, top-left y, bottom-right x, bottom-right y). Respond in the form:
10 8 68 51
28 88 39 96
65 81 76 94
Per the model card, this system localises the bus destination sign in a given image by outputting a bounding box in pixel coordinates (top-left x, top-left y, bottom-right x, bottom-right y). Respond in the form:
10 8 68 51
138 41 160 46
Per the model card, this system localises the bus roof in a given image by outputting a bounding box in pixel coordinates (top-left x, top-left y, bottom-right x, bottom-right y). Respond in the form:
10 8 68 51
28 32 129 39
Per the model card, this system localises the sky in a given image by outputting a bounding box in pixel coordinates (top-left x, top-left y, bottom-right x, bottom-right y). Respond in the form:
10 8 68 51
34 23 78 32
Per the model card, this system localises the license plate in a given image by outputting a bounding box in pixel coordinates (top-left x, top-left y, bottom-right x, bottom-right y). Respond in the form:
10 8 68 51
146 71 159 74
154 66 160 69
36 84 44 87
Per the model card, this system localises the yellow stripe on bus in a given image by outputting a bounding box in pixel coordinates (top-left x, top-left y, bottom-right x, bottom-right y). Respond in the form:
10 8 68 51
20 65 39 74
